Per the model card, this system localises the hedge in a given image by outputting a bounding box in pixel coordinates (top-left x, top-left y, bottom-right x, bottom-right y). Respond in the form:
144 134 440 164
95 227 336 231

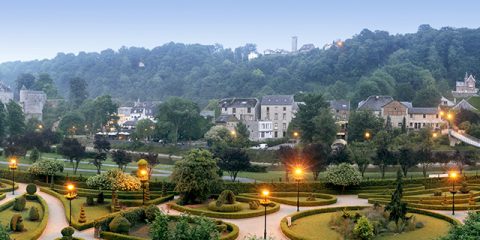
0 193 49 240
368 198 480 211
241 192 337 207
54 238 85 240
280 206 459 240
0 178 19 193
168 196 280 219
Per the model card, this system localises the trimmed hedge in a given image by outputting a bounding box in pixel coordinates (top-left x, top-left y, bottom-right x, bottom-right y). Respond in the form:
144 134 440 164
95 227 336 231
280 206 459 240
0 178 19 193
368 198 480 211
207 201 243 212
168 196 280 219
0 193 49 240
241 192 337 207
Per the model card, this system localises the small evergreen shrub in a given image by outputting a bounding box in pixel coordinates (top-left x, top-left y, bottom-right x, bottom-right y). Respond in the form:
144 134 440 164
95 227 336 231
108 216 131 234
10 214 24 232
13 196 26 211
0 223 10 240
29 206 40 221
97 192 105 204
145 204 161 222
433 190 442 196
86 196 94 206
61 226 75 240
26 183 37 195
353 216 374 240
459 182 470 194
249 200 260 210
215 190 236 207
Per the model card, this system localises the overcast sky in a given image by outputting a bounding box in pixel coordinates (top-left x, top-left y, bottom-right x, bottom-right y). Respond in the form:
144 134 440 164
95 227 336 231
1 0 480 63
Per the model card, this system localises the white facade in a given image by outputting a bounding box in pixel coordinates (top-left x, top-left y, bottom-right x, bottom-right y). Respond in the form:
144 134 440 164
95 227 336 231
19 88 47 121
258 121 273 140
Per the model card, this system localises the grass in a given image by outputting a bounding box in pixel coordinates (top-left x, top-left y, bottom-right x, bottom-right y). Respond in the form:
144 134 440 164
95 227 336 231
68 197 112 222
289 212 451 240
0 200 45 239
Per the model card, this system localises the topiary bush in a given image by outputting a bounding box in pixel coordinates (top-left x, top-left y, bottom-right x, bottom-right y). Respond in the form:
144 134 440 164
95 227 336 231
145 204 161 222
26 183 37 195
249 200 260 210
325 163 362 191
86 196 94 206
208 201 243 212
460 182 470 194
108 215 131 234
433 190 442 196
97 192 105 204
61 226 75 240
353 216 374 240
29 206 40 221
13 196 26 211
216 190 236 207
10 214 24 232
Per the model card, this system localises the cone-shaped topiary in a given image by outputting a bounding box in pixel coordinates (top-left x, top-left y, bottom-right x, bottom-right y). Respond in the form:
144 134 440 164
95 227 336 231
10 214 24 232
78 205 87 223
29 206 40 221
108 215 131 234
13 196 26 211
97 192 105 204
26 183 37 195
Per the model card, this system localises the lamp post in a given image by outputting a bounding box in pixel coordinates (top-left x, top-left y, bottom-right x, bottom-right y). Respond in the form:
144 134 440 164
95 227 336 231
364 131 371 141
9 157 17 195
293 167 303 212
260 190 270 240
449 172 457 215
139 169 149 205
65 183 77 226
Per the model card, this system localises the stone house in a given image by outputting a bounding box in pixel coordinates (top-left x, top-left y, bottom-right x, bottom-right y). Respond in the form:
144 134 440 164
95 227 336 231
219 98 259 121
452 73 478 97
19 86 47 121
260 95 297 138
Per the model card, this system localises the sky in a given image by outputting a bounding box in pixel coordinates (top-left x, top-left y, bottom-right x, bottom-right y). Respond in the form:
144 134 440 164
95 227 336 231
1 0 480 63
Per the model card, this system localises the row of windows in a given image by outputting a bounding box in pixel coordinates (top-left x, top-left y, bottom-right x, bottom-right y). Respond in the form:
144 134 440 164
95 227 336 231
265 113 287 120
266 107 287 111
230 107 252 113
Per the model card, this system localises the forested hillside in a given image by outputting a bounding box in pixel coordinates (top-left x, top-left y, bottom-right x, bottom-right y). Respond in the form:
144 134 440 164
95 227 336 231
1 24 480 106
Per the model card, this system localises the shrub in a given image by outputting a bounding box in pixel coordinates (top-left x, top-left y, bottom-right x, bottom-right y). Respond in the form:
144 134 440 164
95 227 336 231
13 196 26 211
145 204 160 222
29 206 40 221
10 214 24 232
433 190 442 196
61 226 75 240
0 223 10 240
208 201 243 212
97 192 105 204
86 169 141 191
86 196 94 206
306 193 316 201
216 190 236 207
353 216 375 240
108 216 131 234
415 221 424 229
459 182 470 194
26 183 37 195
150 212 169 240
249 200 260 210
325 163 362 191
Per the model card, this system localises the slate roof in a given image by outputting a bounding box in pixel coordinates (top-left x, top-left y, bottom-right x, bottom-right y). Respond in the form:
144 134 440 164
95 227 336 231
329 100 350 111
219 98 258 108
408 107 438 114
215 114 239 123
453 99 478 111
357 96 394 111
261 95 294 105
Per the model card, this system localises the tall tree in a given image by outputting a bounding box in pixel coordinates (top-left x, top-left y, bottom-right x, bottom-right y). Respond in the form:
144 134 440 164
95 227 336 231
6 100 25 137
58 138 86 174
373 130 395 179
347 111 384 142
217 148 251 182
0 102 6 143
92 137 111 174
111 150 132 171
34 73 58 98
69 77 88 108
312 108 338 145
277 146 298 182
303 143 329 180
293 93 329 143
134 119 156 141
385 170 408 233
349 141 375 177
16 73 35 92
233 122 250 148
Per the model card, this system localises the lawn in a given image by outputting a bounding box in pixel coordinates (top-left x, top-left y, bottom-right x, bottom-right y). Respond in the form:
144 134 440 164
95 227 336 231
69 197 112 223
0 200 45 239
289 212 451 240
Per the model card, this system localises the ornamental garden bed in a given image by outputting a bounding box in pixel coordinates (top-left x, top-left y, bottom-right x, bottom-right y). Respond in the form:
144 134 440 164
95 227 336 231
0 192 49 240
96 205 239 240
168 190 280 219
280 206 458 240
0 178 19 193
241 192 337 206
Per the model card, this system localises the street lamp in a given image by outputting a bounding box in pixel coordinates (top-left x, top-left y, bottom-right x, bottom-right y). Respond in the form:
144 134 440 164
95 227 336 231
65 183 77 226
432 132 438 138
260 190 271 240
449 171 458 215
364 131 371 141
230 130 236 137
293 166 303 212
139 169 149 205
8 157 17 195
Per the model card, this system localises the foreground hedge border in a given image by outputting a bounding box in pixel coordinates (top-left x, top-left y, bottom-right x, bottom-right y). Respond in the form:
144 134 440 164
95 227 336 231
0 193 49 240
241 192 337 206
100 220 239 240
280 206 459 240
0 178 19 193
40 187 174 230
168 196 280 219
368 198 480 211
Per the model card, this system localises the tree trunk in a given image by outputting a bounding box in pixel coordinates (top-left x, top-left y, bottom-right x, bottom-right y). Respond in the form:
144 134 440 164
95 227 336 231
50 175 55 190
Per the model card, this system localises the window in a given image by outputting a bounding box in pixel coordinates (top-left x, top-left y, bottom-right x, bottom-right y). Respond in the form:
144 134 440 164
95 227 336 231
423 114 426 118
232 108 236 113
283 131 286 137
283 113 286 120
274 123 278 129
266 107 269 112
274 113 278 120
398 123 402 127
409 114 413 118
266 113 270 120
224 107 227 111
409 122 413 127
283 107 286 111
436 114 439 118
283 123 286 129
261 132 265 138
274 131 278 138
247 107 251 113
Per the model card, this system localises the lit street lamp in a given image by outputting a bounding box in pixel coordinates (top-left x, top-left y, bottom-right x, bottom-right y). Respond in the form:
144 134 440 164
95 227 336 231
260 190 271 240
65 183 77 226
9 157 17 195
449 171 458 215
364 131 371 141
432 132 438 138
139 169 149 205
293 166 303 212
230 130 236 137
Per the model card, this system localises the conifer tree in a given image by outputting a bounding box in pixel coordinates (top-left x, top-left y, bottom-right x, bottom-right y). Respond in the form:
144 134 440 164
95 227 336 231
385 169 408 232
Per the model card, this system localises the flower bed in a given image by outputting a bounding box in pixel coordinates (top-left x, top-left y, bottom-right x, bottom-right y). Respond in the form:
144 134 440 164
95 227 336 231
241 192 337 206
